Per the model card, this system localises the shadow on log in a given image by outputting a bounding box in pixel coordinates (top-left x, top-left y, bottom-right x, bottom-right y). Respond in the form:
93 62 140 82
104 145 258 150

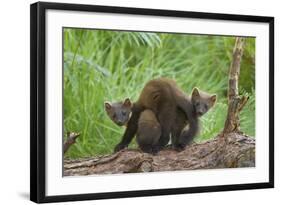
64 132 255 176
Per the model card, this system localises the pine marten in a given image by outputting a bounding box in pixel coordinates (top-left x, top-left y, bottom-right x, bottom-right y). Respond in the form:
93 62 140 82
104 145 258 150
105 78 217 153
105 87 216 153
171 87 217 148
105 99 161 153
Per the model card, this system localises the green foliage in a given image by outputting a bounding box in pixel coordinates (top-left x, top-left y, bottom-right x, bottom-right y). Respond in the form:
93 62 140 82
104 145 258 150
63 28 255 158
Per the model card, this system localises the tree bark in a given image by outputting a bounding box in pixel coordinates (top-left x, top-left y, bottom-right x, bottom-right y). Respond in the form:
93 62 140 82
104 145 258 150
63 37 255 176
223 37 248 133
64 132 255 176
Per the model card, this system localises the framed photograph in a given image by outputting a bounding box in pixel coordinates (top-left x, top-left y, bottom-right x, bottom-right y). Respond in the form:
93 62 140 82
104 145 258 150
30 1 274 203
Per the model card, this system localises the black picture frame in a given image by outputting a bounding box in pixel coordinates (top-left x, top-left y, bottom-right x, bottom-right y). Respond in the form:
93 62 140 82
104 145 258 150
30 1 274 203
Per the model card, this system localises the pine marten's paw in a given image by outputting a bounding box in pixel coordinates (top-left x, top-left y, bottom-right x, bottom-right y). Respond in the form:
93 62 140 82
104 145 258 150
174 143 186 152
114 143 128 153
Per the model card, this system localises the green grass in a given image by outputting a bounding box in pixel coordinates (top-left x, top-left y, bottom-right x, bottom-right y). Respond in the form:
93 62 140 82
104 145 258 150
63 28 255 158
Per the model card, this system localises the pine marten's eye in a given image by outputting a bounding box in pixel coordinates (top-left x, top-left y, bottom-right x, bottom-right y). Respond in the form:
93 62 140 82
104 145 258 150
113 113 117 119
122 111 126 116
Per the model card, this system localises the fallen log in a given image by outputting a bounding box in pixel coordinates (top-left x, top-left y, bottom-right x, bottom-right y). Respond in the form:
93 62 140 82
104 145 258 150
64 132 255 176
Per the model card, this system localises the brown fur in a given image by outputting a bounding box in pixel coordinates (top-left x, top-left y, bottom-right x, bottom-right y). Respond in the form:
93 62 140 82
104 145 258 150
114 78 197 152
135 88 216 150
106 78 216 153
137 110 161 153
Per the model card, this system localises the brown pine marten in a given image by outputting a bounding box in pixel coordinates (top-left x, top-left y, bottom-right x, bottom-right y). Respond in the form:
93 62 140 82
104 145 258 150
171 87 217 148
104 98 132 126
105 78 216 153
105 100 161 153
105 86 216 153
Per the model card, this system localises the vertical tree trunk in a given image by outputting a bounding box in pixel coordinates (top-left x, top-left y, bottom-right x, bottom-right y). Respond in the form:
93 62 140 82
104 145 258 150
223 37 248 134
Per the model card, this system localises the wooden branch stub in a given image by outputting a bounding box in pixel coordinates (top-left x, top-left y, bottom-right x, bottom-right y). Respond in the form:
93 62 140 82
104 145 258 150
64 132 80 154
238 96 249 112
223 37 248 134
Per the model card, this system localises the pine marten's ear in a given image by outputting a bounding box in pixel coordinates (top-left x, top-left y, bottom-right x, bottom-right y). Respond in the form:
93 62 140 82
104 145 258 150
210 94 217 105
192 87 200 99
123 98 132 108
104 101 112 111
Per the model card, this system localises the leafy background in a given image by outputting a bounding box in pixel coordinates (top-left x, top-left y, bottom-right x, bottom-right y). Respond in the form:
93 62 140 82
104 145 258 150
63 28 255 158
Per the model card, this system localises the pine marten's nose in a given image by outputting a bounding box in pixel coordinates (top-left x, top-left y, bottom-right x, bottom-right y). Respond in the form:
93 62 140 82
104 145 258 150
117 120 123 125
198 111 204 116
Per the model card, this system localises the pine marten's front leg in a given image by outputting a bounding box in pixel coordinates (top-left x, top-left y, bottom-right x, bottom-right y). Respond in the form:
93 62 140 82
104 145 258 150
173 96 199 151
114 106 142 152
